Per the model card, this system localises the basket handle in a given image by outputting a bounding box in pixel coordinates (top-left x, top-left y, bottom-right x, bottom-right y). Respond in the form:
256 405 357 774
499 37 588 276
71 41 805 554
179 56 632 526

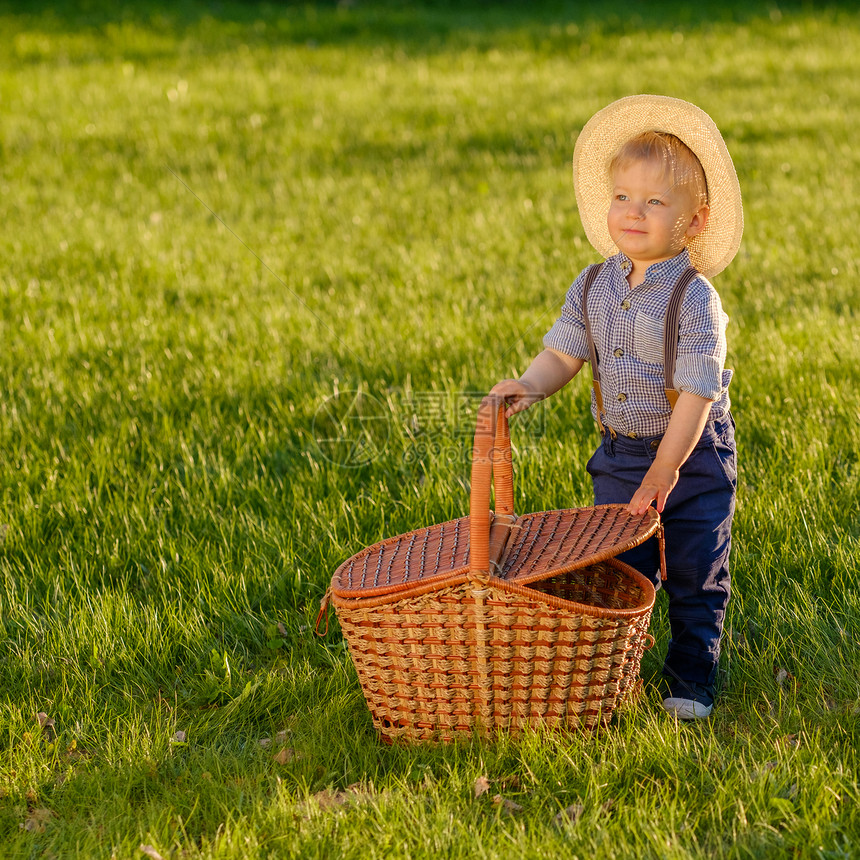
469 396 515 577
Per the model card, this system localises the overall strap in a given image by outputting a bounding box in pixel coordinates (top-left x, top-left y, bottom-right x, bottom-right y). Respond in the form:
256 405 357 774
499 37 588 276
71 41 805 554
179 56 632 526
663 266 700 408
581 263 612 436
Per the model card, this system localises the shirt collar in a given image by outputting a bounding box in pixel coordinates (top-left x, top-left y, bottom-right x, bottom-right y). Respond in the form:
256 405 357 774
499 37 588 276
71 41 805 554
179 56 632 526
610 248 694 285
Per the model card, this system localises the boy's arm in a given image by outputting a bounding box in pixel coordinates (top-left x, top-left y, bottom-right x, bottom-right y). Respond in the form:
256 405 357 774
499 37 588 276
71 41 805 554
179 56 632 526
490 348 585 418
626 391 713 515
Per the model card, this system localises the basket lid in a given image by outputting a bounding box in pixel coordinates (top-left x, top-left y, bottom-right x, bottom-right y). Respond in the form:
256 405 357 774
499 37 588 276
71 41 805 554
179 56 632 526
493 504 660 585
331 504 659 600
331 514 514 599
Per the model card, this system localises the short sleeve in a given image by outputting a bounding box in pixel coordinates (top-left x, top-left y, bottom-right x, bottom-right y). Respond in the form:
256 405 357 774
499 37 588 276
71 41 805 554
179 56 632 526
542 269 590 359
674 276 728 401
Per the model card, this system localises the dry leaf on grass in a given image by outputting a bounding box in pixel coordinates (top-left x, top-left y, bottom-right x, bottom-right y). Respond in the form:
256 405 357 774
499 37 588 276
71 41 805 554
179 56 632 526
774 668 795 687
782 782 799 799
729 628 748 651
64 738 86 761
753 761 778 780
314 789 352 811
554 802 584 826
474 776 491 798
261 730 290 750
36 712 56 741
272 747 299 766
304 783 375 816
492 794 524 814
21 807 54 833
139 846 166 860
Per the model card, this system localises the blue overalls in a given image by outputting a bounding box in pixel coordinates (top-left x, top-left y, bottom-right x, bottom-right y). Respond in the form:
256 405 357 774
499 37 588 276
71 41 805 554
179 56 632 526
581 261 736 689
587 417 736 687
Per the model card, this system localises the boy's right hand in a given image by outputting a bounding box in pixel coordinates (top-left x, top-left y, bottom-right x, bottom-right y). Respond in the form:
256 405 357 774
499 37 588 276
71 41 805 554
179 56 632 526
487 379 543 419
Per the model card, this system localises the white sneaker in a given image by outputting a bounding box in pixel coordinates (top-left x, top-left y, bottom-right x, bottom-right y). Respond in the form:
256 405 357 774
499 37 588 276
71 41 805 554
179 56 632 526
662 681 715 720
662 696 713 720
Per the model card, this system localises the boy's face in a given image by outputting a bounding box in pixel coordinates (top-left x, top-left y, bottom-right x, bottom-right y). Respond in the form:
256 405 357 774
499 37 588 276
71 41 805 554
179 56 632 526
607 158 708 273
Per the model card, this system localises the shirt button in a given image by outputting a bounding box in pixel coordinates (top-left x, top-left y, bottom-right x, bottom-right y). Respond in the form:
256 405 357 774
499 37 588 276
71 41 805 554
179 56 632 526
613 347 624 358
620 300 631 310
617 393 627 403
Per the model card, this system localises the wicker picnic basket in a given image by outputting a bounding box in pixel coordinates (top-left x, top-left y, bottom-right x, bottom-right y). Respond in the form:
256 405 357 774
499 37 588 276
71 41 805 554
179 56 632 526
316 398 662 742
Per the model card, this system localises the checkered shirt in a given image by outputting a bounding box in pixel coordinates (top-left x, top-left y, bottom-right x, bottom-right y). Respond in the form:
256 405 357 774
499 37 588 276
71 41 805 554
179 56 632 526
543 249 732 438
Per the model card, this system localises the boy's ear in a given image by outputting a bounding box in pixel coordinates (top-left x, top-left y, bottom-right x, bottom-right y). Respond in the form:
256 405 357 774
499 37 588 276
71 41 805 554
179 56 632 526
686 204 710 238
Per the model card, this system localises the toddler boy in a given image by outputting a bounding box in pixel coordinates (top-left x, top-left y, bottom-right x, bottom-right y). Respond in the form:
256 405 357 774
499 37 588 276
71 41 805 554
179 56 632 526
490 95 743 719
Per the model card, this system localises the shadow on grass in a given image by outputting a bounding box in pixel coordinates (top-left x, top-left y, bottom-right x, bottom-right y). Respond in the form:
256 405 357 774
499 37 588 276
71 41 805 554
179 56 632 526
4 0 860 62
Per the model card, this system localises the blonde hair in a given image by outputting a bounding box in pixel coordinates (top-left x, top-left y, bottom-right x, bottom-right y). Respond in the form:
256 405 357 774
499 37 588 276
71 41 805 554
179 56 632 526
609 131 708 207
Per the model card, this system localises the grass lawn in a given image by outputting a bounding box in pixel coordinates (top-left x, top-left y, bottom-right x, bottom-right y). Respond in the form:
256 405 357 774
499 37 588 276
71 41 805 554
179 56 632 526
1 0 859 856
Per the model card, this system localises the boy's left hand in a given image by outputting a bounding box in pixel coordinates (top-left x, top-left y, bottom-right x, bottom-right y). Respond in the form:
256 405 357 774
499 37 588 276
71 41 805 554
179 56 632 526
626 391 714 517
627 462 679 515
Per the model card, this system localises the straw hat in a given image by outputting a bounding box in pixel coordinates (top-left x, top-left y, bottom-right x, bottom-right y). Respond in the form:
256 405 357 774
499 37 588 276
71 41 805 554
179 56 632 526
573 94 743 278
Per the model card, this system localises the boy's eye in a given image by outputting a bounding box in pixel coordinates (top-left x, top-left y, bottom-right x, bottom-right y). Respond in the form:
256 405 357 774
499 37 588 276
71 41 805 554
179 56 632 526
648 198 663 206
615 194 628 201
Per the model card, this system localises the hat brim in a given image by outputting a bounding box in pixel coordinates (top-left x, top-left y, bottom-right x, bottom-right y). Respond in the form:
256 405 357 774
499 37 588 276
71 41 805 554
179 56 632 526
573 94 743 278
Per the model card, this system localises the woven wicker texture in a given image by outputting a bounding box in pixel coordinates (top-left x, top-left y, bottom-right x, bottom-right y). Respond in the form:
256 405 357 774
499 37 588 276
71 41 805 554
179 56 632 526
322 397 660 742
332 516 472 599
337 559 652 742
499 505 659 585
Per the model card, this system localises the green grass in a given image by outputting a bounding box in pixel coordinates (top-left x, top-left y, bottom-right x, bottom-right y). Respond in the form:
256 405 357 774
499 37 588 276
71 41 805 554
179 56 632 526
1 0 859 856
